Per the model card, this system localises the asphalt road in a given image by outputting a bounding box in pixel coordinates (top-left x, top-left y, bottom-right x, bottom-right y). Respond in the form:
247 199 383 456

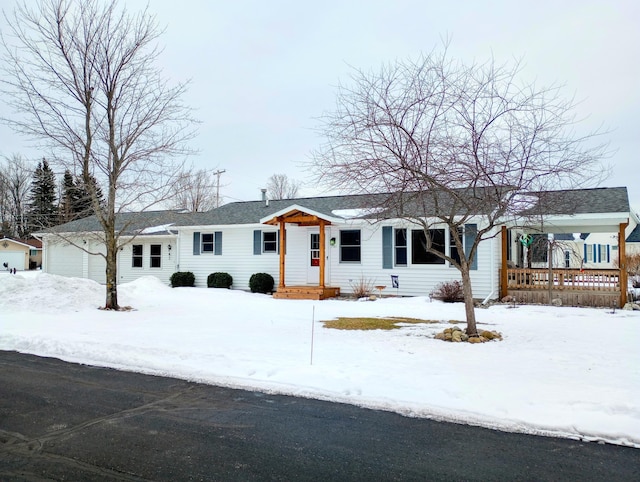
0 350 638 481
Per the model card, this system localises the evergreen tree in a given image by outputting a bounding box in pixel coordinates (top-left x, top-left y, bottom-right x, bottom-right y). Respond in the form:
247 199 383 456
27 159 57 232
59 170 104 222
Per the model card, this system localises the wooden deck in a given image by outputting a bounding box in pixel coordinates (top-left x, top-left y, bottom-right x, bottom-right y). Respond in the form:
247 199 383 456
273 286 341 300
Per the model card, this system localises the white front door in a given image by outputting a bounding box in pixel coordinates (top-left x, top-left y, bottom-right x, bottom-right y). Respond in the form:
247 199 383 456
307 230 320 284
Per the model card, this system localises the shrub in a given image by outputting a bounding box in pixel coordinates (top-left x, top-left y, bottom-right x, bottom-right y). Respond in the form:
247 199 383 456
249 272 274 294
430 280 464 303
349 276 375 299
207 272 233 289
170 271 195 288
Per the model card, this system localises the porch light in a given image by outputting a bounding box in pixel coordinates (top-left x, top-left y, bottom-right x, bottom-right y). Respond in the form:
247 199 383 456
330 237 336 246
168 244 172 252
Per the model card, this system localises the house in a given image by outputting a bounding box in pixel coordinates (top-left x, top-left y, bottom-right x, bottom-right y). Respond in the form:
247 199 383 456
0 237 42 271
37 186 634 305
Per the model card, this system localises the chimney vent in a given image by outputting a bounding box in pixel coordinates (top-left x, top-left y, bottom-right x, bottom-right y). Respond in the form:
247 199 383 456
261 188 267 202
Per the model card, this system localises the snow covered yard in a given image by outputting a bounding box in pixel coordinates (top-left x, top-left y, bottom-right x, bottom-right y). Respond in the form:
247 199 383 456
1 271 638 448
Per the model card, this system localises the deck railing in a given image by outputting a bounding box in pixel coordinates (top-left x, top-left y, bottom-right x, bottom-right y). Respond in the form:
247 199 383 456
507 268 620 291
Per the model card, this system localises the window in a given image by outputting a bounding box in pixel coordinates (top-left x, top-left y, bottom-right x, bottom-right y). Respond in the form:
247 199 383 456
449 227 463 265
202 233 214 253
531 234 548 263
132 244 143 268
150 244 161 268
411 229 445 264
586 244 594 262
340 230 361 262
29 249 38 256
263 232 278 253
395 229 407 266
564 250 570 268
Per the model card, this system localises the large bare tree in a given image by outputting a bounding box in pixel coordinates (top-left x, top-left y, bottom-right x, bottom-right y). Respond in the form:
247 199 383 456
312 48 608 335
266 173 301 200
1 0 195 309
170 168 224 212
0 154 32 238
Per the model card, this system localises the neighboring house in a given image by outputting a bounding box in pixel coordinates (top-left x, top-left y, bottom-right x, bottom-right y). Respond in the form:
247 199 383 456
0 237 42 271
37 187 634 303
625 214 640 256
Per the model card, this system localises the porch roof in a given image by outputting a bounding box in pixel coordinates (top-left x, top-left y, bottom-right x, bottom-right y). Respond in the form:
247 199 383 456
260 204 344 226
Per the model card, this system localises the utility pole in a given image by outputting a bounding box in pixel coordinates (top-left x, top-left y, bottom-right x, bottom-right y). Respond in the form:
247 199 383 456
214 169 226 208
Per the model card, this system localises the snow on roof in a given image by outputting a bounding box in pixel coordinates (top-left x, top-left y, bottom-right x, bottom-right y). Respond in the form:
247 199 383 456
137 223 175 235
331 207 385 219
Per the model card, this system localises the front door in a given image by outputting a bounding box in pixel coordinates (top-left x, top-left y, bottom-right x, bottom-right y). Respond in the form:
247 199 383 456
307 230 320 283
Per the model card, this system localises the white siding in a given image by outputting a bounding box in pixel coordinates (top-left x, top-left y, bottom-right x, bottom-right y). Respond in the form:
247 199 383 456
44 235 176 285
117 238 176 285
326 222 498 299
177 221 500 300
178 227 281 289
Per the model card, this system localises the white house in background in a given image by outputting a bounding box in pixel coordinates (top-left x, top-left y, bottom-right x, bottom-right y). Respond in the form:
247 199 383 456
37 186 634 302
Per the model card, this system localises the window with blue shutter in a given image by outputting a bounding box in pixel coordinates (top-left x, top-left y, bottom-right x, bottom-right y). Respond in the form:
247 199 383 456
214 231 222 255
382 226 392 269
193 232 201 255
464 224 478 270
253 230 261 255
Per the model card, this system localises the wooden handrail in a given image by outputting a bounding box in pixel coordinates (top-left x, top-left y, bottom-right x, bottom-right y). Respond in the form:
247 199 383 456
506 268 620 291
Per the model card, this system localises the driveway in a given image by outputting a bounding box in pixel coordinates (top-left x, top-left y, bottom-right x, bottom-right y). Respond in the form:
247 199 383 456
1 350 638 481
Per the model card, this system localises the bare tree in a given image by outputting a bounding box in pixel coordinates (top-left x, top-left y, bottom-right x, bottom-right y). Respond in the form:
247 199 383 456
0 155 32 238
1 0 195 309
266 173 301 200
312 48 608 336
170 168 222 212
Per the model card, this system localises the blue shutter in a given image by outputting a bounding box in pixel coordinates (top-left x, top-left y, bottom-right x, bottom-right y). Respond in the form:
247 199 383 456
382 226 392 269
464 224 478 270
583 244 587 263
253 230 261 255
277 229 280 254
607 245 610 263
596 244 600 263
193 232 201 255
214 231 222 255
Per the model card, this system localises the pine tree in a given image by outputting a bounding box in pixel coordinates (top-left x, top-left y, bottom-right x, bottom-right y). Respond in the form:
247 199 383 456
27 159 57 233
59 170 104 222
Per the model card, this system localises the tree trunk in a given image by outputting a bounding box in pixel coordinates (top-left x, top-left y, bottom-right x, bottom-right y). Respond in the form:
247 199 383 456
460 267 478 336
103 223 119 310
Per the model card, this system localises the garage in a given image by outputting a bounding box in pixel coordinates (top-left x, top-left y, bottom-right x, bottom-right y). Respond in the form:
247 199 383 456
1 251 26 271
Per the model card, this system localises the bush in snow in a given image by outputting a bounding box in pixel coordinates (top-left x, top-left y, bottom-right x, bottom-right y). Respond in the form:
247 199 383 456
430 280 464 303
207 272 233 289
249 272 274 294
170 271 195 288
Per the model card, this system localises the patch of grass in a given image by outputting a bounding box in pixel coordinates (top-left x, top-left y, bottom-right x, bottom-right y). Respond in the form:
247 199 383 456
322 317 442 330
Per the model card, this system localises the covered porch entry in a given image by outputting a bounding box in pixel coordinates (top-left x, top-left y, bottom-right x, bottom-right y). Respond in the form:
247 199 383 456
261 206 341 300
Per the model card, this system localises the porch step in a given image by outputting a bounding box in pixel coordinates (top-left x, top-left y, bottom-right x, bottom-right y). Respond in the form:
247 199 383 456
273 286 340 300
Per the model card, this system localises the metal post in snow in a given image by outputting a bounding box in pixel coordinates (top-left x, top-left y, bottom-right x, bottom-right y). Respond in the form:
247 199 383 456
310 305 315 365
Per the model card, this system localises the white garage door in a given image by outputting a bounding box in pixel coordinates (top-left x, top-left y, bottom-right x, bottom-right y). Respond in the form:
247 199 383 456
1 251 26 270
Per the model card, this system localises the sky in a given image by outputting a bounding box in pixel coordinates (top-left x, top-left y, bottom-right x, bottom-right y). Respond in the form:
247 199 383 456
1 271 639 448
1 0 638 207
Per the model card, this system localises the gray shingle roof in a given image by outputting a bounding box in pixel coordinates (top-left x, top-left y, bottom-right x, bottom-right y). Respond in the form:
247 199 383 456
40 187 631 233
40 210 187 235
627 224 640 243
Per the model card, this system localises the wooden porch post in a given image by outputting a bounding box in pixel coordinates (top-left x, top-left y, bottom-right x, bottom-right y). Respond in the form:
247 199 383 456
500 226 508 300
619 222 628 307
278 218 286 288
319 219 326 288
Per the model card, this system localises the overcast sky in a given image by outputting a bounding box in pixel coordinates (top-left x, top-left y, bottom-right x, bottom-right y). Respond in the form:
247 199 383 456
1 0 638 207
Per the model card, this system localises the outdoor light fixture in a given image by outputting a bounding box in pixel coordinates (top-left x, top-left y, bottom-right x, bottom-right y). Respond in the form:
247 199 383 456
330 237 336 246
168 244 172 252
